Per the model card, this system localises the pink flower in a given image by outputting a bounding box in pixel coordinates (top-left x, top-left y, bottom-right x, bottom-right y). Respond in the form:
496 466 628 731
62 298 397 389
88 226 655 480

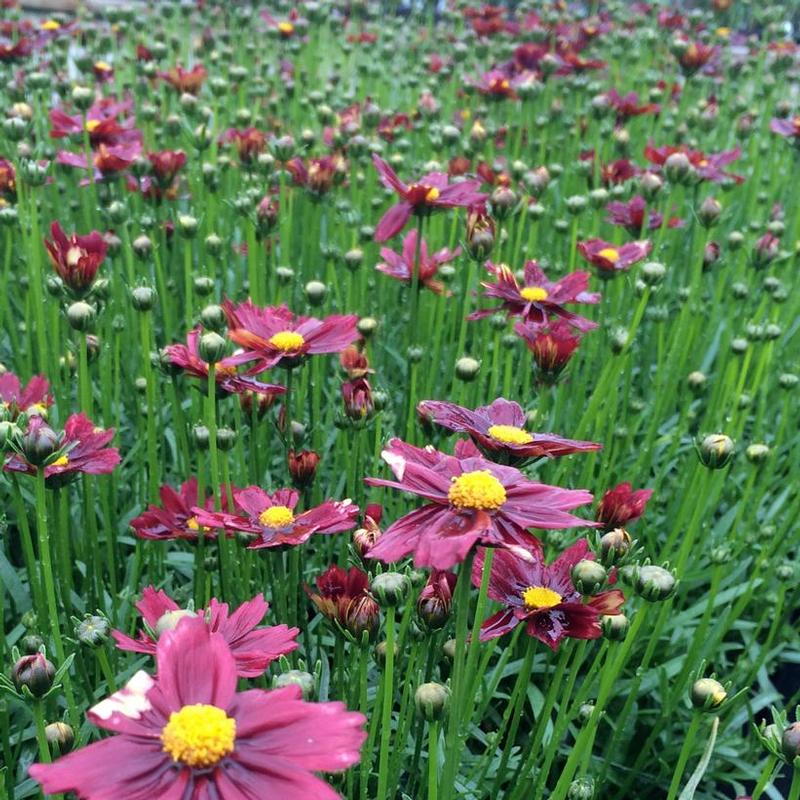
605 195 684 236
577 238 652 274
30 617 365 799
112 587 298 677
596 482 653 528
376 228 461 295
0 372 51 419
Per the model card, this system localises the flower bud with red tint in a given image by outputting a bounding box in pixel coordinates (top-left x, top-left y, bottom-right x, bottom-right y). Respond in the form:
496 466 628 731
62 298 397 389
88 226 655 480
516 320 581 382
44 222 108 297
596 482 653 528
353 505 382 558
342 377 374 421
751 233 780 269
21 416 60 466
288 449 320 489
12 652 56 697
416 570 457 631
340 345 372 379
256 194 279 238
306 564 380 642
465 203 496 261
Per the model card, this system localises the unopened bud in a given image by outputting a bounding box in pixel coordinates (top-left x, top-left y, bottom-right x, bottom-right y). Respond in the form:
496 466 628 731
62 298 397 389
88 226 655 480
415 682 449 721
691 678 727 710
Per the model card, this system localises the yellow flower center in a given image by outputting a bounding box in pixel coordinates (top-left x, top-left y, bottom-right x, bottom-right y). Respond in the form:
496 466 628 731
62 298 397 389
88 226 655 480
278 21 294 34
51 455 69 467
268 330 305 352
41 19 60 30
185 516 210 533
521 586 562 609
425 186 440 202
597 247 620 263
161 704 236 768
85 119 101 132
520 286 549 303
95 61 112 71
487 424 533 445
259 505 295 528
448 470 506 511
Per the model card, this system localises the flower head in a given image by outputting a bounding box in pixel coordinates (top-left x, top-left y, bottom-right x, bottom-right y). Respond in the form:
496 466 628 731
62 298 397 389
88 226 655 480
644 142 744 185
605 195 683 236
376 228 461 295
515 320 582 379
159 64 207 94
44 221 107 295
0 372 51 419
596 482 653 528
577 238 652 274
305 565 380 640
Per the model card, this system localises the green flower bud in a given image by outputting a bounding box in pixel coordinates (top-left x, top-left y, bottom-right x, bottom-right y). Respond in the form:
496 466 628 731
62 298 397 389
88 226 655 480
635 565 677 602
45 722 74 754
131 286 156 312
601 613 629 641
570 560 607 594
273 669 316 700
691 678 727 710
455 356 480 382
199 332 227 364
698 434 735 469
370 572 410 607
200 304 226 332
415 682 449 721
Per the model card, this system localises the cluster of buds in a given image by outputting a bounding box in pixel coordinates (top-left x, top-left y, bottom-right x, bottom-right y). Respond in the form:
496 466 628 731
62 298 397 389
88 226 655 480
339 344 375 425
305 564 380 642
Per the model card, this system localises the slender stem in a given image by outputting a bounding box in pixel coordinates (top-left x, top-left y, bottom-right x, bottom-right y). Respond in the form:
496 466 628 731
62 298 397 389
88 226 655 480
377 605 397 800
427 720 439 800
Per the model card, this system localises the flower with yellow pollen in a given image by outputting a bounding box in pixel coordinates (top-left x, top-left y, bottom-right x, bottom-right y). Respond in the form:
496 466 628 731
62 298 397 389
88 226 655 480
487 424 533 445
519 286 549 303
84 119 101 133
448 470 506 511
50 455 69 468
521 585 562 610
41 19 60 30
277 21 295 35
95 61 112 71
161 703 236 768
185 516 211 534
259 505 295 528
597 247 620 264
268 330 305 352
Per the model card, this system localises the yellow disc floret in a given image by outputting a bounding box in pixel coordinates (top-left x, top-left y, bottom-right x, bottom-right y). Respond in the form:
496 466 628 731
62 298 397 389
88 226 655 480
597 248 620 263
521 586 562 610
487 425 533 445
448 470 506 511
161 704 236 768
519 286 549 303
278 21 294 34
259 505 295 528
425 186 440 202
51 455 69 467
268 330 305 352
85 119 101 133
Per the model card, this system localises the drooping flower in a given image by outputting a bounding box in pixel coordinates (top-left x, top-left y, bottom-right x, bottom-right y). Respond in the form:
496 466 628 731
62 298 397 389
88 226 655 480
606 88 660 120
469 260 599 330
112 587 298 677
515 320 582 379
0 372 51 419
577 238 652 274
371 154 486 242
193 486 359 550
596 482 653 528
44 221 108 295
305 565 380 640
376 228 461 295
56 142 142 179
605 195 684 236
472 540 625 648
164 328 287 398
417 398 601 462
365 438 597 570
159 63 207 94
222 300 359 371
30 617 366 799
49 97 141 149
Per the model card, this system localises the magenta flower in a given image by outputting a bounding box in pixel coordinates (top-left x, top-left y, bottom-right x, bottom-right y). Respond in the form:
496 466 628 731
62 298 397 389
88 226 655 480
49 96 141 148
194 486 359 550
471 69 518 99
644 142 744 185
372 154 486 242
577 238 652 274
417 398 601 462
30 617 365 799
222 300 359 370
515 320 583 378
472 539 625 648
596 482 653 528
376 228 461 295
0 372 51 419
164 328 287 398
112 586 298 677
605 195 684 236
606 88 660 120
468 260 599 331
365 438 597 570
771 117 800 142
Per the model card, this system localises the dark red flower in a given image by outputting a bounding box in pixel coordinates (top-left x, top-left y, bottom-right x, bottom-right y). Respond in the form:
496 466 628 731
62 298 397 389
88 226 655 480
305 565 380 640
596 482 653 528
376 228 460 295
57 142 142 179
365 438 597 570
515 320 582 378
159 64 207 94
471 69 518 100
219 128 267 164
286 155 345 196
193 486 359 550
417 398 601 461
577 238 652 274
605 195 684 236
148 150 186 185
469 260 599 330
340 345 372 379
372 154 486 242
0 157 15 197
288 449 320 489
644 142 744 185
606 88 660 120
472 539 624 649
342 377 374 421
49 98 142 149
30 618 365 798
677 41 718 74
44 221 107 294
0 372 51 419
416 570 457 630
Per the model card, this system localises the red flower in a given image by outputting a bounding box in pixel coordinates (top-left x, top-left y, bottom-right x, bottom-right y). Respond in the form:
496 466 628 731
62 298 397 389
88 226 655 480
340 345 372 379
365 438 597 570
222 300 360 370
577 238 652 274
50 98 141 149
469 260 599 331
376 228 461 295
677 41 718 74
164 328 286 398
416 569 457 630
44 221 108 295
0 38 33 62
596 482 653 528
417 398 601 461
148 150 186 185
305 565 380 640
159 64 207 94
472 539 625 648
57 142 142 179
193 486 359 550
371 154 486 242
514 320 582 378
112 587 298 678
288 449 320 489
30 618 365 799
471 69 518 100
605 195 684 236
606 88 660 120
644 142 744 185
286 155 345 196
130 477 230 541
0 157 15 197
0 372 51 419
342 377 374 421
219 128 267 163
5 413 120 487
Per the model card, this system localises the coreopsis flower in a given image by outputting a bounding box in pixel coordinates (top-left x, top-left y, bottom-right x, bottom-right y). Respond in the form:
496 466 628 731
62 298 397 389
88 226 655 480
261 9 307 38
222 300 359 370
605 195 684 235
771 117 800 144
305 565 380 640
472 540 625 648
44 221 107 296
417 398 601 462
644 142 744 185
515 320 582 379
148 150 186 187
371 154 486 242
219 128 267 164
193 486 359 550
50 98 142 148
364 438 596 570
577 238 652 274
0 37 33 62
57 142 142 179
596 482 653 528
376 228 461 295
0 157 15 198
286 155 345 196
159 63 207 94
112 587 298 677
5 413 120 487
0 372 51 419
677 40 718 74
416 570 457 630
130 477 231 541
288 449 320 489
465 4 513 36
469 261 599 331
606 89 660 120
579 151 640 186
164 328 287 398
342 377 374 421
30 617 365 799
471 69 518 100
340 345 372 379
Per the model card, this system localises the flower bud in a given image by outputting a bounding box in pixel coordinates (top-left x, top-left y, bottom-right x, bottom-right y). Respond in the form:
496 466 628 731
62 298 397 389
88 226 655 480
22 418 60 466
783 722 800 761
200 304 226 332
177 214 199 238
132 235 153 260
45 721 74 754
357 317 378 339
12 653 56 697
664 152 692 183
455 356 480 382
698 434 735 469
416 570 456 631
199 332 227 364
75 614 110 647
687 371 706 395
599 528 631 565
305 280 327 306
490 186 517 221
154 609 195 637
194 276 214 297
66 301 96 332
288 449 320 489
691 678 727 710
370 572 410 607
745 443 769 464
415 682 449 721
273 669 315 700
635 565 677 602
698 196 722 228
216 427 237 451
131 286 156 311
21 634 44 654
567 777 595 800
601 613 629 641
570 560 607 594
375 640 399 666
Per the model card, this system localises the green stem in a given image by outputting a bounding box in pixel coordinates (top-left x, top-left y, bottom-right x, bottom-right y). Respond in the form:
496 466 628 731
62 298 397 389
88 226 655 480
377 604 397 800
